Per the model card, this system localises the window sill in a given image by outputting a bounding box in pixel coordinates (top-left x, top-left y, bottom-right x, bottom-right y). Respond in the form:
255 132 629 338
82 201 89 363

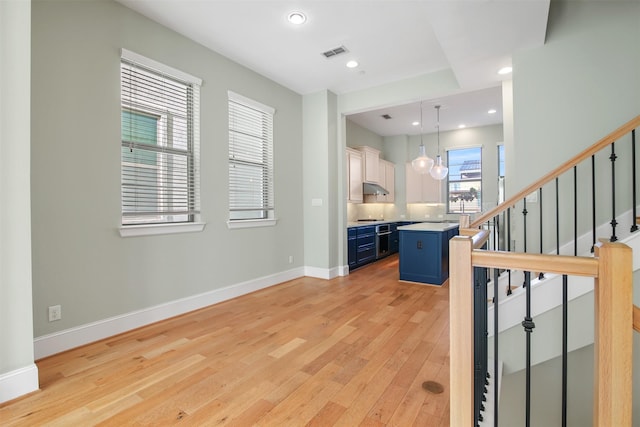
119 222 206 237
226 218 278 229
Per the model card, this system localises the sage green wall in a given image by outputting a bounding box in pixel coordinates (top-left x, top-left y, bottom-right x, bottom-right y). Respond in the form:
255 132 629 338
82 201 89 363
1 0 34 377
510 0 640 254
345 119 384 151
303 90 338 270
511 0 640 196
31 0 303 337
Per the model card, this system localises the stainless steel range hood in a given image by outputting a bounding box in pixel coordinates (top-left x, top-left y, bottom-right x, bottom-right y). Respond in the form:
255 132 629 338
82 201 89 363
363 182 389 196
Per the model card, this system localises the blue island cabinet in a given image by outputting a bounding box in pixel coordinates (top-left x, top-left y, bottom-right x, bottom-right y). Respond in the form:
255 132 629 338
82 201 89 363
398 224 459 285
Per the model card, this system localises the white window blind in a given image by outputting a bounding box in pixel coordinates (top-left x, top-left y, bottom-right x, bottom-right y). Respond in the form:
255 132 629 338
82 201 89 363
120 50 201 225
228 92 275 221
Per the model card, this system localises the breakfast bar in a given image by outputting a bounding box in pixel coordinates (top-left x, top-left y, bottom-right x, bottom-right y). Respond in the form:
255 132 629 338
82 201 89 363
398 222 459 285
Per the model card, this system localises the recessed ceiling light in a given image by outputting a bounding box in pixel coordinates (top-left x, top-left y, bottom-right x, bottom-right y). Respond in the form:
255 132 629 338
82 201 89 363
346 60 359 68
498 66 513 75
488 109 497 114
412 121 420 126
458 124 466 129
287 11 306 25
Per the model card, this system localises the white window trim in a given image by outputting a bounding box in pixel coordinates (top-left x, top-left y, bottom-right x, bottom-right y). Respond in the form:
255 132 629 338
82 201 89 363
227 91 276 224
227 91 275 115
121 49 202 86
120 49 202 230
226 218 278 229
119 221 206 237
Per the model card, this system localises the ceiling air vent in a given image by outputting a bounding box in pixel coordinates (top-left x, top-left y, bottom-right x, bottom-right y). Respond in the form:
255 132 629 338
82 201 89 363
381 114 392 120
322 45 348 58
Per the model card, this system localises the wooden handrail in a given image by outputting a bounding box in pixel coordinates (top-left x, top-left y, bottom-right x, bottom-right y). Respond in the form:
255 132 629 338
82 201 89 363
472 250 598 277
459 228 490 249
471 114 640 228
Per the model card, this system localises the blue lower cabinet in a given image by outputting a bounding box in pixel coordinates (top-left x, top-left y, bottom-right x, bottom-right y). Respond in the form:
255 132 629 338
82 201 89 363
390 223 399 254
348 225 377 271
348 228 357 268
356 226 376 266
399 227 459 285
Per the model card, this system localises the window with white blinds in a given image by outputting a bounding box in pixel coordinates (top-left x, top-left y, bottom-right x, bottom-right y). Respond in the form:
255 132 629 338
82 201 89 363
120 49 201 226
228 92 275 221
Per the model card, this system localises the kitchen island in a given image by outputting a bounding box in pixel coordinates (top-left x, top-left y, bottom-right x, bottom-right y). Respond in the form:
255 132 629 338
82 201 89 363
398 222 459 285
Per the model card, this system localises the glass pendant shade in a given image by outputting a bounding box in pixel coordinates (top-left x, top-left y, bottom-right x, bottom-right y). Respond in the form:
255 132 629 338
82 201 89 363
412 144 434 174
430 154 449 180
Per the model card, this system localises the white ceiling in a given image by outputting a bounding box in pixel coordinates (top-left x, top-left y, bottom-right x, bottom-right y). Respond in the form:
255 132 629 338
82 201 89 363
117 0 550 136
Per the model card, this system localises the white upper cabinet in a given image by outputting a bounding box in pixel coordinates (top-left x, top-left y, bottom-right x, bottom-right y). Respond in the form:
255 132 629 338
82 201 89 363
406 162 441 203
375 159 395 203
356 146 380 183
346 148 363 203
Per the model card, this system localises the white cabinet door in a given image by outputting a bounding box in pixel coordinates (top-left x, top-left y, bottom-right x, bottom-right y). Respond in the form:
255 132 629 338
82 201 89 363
380 159 395 203
356 146 380 183
346 148 363 203
406 162 441 203
422 173 441 203
406 162 422 203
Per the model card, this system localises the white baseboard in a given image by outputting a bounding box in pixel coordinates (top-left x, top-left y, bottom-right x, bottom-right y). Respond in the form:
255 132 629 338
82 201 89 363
34 267 305 359
0 364 39 404
337 265 349 277
304 265 345 280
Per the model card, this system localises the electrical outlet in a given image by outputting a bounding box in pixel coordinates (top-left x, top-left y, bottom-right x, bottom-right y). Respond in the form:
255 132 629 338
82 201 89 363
48 305 62 322
288 255 294 264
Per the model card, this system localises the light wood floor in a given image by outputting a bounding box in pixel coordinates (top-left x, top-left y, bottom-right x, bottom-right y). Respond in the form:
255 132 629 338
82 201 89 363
0 254 451 426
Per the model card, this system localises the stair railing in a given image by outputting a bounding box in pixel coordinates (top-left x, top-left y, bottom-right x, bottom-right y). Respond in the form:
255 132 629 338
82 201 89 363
450 115 640 426
472 115 640 231
471 117 639 305
450 230 633 426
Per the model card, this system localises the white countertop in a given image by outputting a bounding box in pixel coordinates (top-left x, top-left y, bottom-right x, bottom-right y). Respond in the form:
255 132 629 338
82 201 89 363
347 219 458 230
397 222 459 232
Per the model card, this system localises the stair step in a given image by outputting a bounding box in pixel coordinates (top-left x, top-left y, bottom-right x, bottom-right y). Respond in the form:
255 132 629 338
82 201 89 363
478 359 503 427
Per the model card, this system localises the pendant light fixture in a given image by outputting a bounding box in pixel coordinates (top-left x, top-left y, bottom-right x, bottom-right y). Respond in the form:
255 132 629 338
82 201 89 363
411 101 434 175
430 105 449 180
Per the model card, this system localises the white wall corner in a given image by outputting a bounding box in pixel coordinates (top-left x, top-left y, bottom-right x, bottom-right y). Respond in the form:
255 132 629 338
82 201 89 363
34 267 305 359
0 364 39 404
304 265 344 280
338 265 350 277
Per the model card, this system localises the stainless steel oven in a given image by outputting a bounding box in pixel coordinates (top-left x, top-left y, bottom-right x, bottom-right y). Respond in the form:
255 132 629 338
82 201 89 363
375 224 391 259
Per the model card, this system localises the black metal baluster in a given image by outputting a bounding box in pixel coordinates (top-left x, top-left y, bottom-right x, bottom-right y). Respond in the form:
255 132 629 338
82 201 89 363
562 274 568 427
591 155 596 253
522 198 528 288
556 178 560 255
493 267 500 427
632 129 638 232
538 188 544 280
610 142 618 242
507 207 512 296
474 266 489 425
523 198 528 253
522 271 535 427
574 166 578 257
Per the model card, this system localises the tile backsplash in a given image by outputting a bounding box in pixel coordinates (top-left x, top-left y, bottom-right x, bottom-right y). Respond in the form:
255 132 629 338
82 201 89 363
348 202 465 222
